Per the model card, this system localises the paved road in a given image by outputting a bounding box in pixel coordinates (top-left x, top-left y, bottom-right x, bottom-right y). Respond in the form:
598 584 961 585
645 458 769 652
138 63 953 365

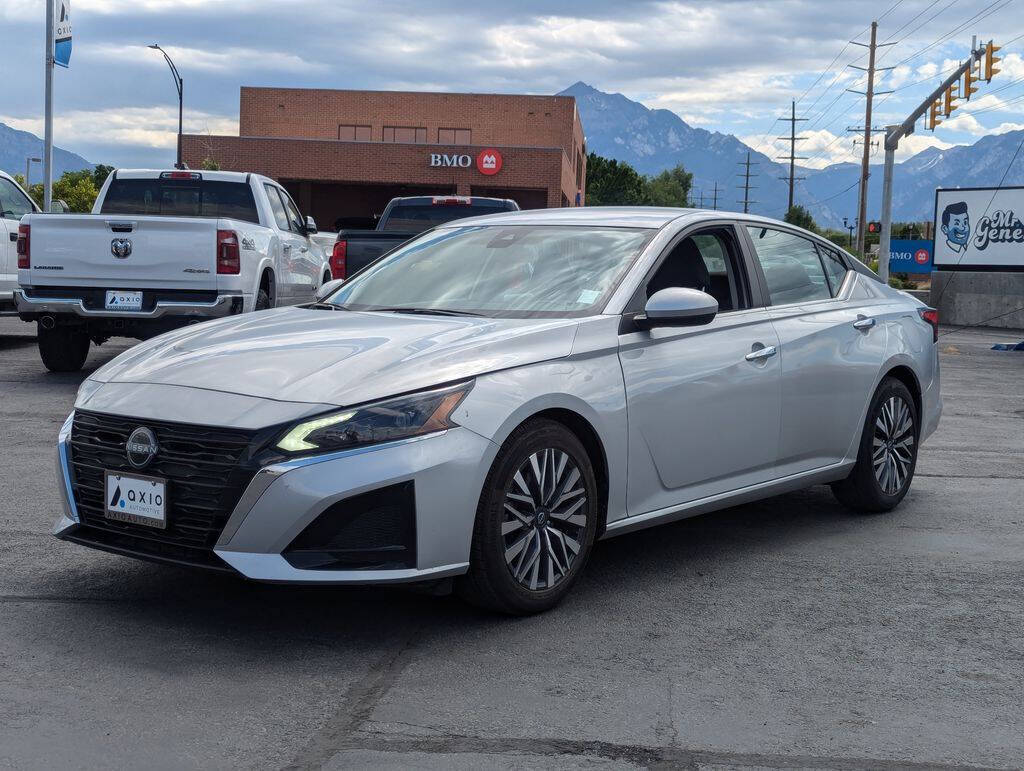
1 317 1022 770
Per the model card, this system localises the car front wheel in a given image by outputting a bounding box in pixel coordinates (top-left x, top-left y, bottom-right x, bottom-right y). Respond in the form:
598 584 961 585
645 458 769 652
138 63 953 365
458 419 599 615
832 377 919 512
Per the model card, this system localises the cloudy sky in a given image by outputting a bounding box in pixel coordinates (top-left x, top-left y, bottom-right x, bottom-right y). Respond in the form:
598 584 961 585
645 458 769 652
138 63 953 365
2 0 1023 169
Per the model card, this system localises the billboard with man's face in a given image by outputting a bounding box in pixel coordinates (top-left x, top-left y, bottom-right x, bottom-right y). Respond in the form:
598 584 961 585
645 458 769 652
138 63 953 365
934 187 1024 270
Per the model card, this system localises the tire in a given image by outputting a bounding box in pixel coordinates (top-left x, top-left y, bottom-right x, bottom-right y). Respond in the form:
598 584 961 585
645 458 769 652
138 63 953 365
38 323 90 373
254 287 271 311
831 377 919 513
457 419 599 615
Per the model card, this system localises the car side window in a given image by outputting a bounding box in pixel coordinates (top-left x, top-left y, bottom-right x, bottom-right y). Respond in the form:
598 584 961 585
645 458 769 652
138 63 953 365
644 228 746 312
0 178 34 221
264 184 291 231
746 226 832 305
279 189 306 235
817 244 849 295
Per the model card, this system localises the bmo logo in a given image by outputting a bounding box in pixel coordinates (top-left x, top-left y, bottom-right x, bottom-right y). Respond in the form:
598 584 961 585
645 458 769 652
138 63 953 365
914 248 930 265
429 153 471 168
477 148 502 175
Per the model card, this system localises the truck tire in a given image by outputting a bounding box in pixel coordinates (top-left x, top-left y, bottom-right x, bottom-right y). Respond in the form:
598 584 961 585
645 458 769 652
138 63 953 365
38 323 90 372
255 288 271 311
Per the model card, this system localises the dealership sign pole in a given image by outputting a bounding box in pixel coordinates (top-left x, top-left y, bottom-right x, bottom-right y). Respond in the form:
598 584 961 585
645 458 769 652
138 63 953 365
878 40 995 282
43 0 71 212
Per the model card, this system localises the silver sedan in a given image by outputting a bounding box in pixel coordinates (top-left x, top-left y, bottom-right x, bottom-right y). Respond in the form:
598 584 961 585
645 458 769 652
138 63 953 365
56 207 941 614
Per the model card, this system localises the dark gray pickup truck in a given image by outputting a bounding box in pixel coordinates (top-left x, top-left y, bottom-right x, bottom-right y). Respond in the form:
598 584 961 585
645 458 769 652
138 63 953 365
329 195 518 279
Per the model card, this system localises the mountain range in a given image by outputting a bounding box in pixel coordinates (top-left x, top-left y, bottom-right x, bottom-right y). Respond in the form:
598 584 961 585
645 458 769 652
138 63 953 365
561 81 1024 227
0 121 93 182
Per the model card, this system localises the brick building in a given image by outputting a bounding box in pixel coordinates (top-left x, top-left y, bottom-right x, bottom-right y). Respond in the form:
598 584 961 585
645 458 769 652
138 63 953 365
181 87 586 227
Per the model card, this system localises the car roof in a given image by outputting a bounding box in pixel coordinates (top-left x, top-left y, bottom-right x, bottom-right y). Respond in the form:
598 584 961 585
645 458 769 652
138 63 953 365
388 195 515 206
111 169 260 183
446 205 817 231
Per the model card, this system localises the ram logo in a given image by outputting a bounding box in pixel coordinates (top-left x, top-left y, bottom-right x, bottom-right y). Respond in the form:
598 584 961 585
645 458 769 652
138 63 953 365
111 238 133 258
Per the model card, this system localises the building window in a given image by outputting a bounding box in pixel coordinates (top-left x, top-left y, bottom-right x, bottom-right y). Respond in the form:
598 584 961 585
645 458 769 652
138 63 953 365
383 126 427 143
438 128 471 145
338 124 371 141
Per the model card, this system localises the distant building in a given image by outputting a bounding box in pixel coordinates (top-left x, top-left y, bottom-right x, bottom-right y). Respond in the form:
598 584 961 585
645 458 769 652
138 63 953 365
183 87 586 227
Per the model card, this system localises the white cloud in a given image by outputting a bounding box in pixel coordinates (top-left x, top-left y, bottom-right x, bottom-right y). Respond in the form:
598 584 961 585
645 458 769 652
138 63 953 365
85 44 325 74
0 107 236 150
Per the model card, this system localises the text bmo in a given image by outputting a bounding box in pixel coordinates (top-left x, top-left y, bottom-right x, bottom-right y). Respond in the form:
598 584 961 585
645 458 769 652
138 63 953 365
430 153 472 168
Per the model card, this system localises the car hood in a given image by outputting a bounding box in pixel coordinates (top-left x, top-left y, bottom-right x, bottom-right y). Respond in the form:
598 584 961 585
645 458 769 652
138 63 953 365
92 307 581 407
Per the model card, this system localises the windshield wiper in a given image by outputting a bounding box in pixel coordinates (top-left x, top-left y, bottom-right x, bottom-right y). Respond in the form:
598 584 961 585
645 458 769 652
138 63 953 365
370 307 484 317
304 302 349 311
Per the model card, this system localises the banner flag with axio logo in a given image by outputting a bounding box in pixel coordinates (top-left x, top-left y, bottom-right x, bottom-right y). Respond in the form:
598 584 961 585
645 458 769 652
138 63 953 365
54 0 72 68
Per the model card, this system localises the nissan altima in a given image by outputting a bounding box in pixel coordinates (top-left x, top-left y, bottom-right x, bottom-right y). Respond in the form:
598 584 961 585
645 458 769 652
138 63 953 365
56 208 941 614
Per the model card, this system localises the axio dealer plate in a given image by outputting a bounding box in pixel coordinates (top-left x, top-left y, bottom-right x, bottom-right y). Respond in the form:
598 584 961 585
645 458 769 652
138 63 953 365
105 290 143 311
104 471 167 528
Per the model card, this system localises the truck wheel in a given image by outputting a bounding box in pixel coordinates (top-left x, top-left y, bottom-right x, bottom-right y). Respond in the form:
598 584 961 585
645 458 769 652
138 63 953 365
255 288 271 311
38 323 90 372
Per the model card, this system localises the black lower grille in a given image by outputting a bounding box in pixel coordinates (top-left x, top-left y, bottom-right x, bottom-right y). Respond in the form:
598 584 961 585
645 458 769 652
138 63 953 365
69 410 259 563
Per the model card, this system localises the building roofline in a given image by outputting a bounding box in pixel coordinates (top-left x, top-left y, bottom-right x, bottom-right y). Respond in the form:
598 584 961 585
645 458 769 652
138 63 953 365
182 133 570 154
239 85 577 104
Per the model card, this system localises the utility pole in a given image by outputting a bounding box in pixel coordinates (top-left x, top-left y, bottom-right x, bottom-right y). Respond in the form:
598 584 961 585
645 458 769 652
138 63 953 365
777 100 807 212
43 0 54 211
711 181 720 211
847 21 895 256
697 190 705 208
737 152 758 213
878 39 997 281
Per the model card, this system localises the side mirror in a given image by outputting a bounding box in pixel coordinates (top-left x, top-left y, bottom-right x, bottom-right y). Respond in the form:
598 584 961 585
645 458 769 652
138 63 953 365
636 287 718 329
305 215 318 235
315 277 345 302
49 199 70 213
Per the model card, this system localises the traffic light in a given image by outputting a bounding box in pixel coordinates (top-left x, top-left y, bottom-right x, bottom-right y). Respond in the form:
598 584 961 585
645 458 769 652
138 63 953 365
985 41 1002 81
927 99 943 131
867 221 882 234
963 65 979 100
943 82 960 117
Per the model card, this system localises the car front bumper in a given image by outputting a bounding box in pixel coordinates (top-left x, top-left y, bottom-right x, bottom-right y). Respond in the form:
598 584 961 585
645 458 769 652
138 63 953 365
54 412 495 584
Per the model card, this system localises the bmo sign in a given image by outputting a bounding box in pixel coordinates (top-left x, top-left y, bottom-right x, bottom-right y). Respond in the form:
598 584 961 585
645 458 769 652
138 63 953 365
429 148 503 176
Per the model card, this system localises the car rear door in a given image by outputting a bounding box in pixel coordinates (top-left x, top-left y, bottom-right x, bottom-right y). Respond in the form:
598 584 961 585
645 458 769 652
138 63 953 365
742 226 887 475
0 176 36 293
263 183 306 303
618 222 782 517
278 187 321 296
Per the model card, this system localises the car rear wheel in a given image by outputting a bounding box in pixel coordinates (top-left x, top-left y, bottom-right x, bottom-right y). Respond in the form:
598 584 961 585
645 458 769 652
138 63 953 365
254 287 271 311
832 377 918 512
38 323 90 372
458 419 599 615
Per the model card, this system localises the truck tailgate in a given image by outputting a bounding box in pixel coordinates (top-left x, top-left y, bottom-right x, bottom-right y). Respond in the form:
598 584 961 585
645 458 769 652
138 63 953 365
28 215 218 289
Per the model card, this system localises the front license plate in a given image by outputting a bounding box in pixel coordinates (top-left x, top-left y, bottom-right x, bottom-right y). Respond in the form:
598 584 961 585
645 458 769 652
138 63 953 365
105 290 143 311
104 471 167 529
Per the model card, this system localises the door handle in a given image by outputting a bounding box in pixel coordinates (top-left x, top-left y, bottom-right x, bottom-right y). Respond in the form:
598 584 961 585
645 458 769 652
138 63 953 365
282 244 292 252
745 345 777 362
853 316 876 330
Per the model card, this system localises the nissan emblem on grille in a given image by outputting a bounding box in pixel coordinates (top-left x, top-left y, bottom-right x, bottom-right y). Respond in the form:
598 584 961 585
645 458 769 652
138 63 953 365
125 427 158 468
111 238 132 258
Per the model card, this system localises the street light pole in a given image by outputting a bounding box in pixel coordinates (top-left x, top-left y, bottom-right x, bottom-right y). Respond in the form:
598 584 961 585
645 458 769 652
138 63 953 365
148 44 183 169
25 156 41 187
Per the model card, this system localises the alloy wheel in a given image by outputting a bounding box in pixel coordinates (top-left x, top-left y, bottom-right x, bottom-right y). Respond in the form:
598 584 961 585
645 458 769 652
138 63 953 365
873 395 915 495
502 448 588 591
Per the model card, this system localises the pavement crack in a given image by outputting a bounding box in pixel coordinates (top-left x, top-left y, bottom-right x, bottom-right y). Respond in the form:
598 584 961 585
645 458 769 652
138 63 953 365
281 624 423 771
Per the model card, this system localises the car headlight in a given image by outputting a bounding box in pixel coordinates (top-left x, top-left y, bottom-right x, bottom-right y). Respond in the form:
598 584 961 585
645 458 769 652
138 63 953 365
276 381 473 454
75 378 104 408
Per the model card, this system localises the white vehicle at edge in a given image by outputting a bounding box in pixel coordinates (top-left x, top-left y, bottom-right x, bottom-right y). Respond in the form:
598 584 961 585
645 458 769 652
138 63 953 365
0 169 40 316
15 169 330 371
55 207 941 615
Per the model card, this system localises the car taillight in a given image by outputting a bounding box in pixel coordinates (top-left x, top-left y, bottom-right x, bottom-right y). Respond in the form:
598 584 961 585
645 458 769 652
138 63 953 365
16 224 30 269
918 307 939 343
216 229 240 274
331 239 347 280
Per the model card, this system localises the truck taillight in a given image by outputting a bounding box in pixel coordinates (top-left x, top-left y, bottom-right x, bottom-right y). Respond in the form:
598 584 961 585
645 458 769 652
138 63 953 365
331 239 347 280
16 224 30 269
918 307 939 343
217 229 240 274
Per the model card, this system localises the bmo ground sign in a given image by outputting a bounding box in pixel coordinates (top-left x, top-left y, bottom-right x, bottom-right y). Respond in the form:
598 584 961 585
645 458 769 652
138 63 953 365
429 148 503 176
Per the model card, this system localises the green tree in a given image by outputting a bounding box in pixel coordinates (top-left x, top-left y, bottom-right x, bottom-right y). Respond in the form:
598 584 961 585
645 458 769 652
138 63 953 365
645 164 693 207
200 157 221 171
784 204 818 232
92 164 115 190
585 153 649 205
12 170 99 212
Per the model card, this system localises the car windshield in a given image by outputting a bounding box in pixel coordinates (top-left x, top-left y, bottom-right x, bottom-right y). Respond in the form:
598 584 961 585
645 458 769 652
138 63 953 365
326 225 654 318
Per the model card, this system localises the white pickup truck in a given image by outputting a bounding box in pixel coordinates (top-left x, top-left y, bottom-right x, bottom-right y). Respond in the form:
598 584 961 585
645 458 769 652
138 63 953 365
15 169 331 371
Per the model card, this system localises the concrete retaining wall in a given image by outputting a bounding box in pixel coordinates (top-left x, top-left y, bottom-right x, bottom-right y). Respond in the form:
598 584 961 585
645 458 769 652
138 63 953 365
930 271 1024 330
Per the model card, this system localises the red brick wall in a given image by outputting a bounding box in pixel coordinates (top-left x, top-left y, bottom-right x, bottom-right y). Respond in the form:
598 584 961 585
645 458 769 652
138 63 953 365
181 135 572 208
238 87 582 161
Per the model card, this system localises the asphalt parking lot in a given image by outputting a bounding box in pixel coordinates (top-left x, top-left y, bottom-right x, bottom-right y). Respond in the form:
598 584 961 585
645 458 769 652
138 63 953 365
1 316 1022 770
